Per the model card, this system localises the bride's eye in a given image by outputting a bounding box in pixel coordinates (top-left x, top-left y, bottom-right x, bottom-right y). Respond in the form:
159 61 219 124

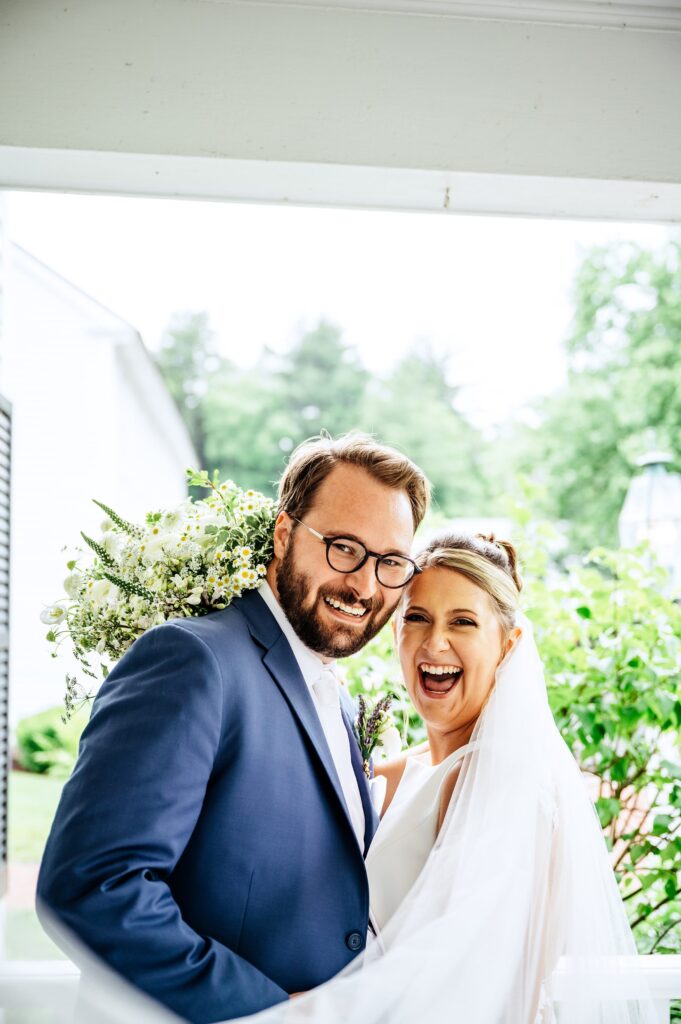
404 611 427 623
453 618 476 627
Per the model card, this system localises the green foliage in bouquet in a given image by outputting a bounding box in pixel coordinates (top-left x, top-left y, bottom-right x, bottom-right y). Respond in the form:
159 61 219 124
16 706 86 777
42 470 276 720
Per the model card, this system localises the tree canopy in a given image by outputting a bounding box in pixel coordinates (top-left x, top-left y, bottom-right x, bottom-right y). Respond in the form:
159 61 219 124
509 240 681 551
157 318 491 516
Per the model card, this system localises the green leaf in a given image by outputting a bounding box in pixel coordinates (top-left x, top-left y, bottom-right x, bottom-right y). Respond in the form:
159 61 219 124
101 571 153 601
91 499 142 538
576 606 592 619
80 532 117 570
653 814 673 836
45 630 57 643
596 797 621 827
66 560 77 571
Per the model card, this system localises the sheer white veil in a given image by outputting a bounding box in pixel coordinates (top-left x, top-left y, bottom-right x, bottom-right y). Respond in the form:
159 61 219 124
242 611 657 1024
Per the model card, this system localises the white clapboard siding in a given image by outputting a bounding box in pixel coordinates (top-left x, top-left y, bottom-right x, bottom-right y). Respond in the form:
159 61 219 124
0 392 10 898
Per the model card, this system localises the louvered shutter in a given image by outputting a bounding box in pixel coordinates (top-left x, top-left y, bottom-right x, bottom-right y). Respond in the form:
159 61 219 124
0 393 10 897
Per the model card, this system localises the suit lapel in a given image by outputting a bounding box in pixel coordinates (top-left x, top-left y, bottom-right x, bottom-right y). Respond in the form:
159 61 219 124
341 706 380 854
238 591 356 836
263 633 352 817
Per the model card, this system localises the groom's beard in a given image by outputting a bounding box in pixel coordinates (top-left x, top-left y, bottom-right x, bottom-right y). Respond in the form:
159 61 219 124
276 544 393 658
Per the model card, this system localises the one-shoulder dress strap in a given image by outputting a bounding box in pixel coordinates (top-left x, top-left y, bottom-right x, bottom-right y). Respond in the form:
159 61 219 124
439 740 479 769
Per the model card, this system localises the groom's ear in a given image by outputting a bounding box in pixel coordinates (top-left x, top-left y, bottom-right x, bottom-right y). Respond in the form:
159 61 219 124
272 511 294 561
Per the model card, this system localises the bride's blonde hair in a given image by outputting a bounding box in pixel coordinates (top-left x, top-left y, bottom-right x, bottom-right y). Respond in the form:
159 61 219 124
414 533 522 634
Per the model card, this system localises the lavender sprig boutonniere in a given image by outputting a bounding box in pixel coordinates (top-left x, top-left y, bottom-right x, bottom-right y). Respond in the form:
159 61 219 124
355 693 401 778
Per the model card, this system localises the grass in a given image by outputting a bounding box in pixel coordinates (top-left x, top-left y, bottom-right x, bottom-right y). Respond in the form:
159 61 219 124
7 769 68 962
8 770 66 863
5 907 67 960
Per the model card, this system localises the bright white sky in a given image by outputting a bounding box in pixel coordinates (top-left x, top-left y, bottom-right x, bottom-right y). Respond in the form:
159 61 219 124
5 190 675 431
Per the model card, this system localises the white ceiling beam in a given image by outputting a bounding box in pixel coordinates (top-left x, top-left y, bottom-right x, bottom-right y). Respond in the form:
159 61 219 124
1 146 679 222
1 1 680 220
231 0 681 32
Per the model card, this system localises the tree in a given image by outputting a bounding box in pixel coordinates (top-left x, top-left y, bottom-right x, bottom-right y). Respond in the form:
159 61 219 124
155 310 223 469
157 313 493 517
201 366 295 496
273 319 369 440
510 240 681 551
201 320 369 496
360 346 491 517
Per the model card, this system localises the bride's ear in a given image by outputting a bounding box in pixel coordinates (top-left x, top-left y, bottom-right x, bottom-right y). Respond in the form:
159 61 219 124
504 626 522 658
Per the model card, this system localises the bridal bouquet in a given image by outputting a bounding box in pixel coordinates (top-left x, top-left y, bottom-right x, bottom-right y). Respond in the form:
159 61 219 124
42 469 277 718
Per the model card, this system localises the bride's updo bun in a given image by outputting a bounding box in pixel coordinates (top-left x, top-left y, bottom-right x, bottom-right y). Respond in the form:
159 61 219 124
474 533 523 593
413 532 522 634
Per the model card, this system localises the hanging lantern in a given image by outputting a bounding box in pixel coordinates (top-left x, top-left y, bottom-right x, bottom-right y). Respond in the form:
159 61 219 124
619 450 681 592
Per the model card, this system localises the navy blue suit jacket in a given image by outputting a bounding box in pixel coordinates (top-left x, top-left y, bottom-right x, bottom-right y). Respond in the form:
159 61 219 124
37 589 379 1023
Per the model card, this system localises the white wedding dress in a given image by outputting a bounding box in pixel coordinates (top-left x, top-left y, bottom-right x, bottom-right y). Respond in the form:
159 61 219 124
239 614 657 1024
366 744 475 932
366 743 561 1023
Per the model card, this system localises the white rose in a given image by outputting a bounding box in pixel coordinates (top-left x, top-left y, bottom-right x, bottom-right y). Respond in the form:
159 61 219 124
101 532 122 559
375 725 402 761
140 536 167 564
88 579 115 607
63 571 84 599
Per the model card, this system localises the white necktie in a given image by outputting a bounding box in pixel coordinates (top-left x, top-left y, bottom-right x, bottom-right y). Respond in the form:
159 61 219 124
313 668 366 850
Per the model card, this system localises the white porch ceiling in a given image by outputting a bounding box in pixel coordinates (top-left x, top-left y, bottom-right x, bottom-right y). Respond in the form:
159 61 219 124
1 0 680 219
220 0 681 30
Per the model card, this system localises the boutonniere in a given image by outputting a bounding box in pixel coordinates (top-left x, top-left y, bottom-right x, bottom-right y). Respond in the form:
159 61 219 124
354 694 401 778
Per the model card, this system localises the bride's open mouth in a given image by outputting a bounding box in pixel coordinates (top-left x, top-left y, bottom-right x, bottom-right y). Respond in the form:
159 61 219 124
418 663 463 698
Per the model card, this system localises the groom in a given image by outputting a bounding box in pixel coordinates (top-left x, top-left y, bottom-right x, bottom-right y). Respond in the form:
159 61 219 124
37 433 429 1023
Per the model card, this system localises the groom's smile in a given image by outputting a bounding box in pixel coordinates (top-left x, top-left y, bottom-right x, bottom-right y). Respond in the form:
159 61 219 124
267 462 416 659
322 595 368 619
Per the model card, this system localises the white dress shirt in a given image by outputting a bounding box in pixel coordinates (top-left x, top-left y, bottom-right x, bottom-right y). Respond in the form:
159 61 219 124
259 581 366 849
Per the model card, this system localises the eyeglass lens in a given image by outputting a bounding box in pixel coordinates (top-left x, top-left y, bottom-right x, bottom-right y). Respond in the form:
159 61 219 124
326 538 414 586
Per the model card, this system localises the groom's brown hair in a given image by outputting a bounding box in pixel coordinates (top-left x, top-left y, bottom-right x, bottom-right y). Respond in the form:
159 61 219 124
277 432 430 530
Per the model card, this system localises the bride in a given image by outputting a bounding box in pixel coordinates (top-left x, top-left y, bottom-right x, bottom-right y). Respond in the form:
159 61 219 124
244 531 656 1024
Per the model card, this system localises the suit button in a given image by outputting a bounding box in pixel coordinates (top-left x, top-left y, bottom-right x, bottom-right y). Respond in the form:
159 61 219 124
346 931 364 952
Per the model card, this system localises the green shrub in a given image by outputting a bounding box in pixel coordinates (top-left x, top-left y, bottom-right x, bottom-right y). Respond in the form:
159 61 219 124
526 544 681 953
15 706 86 777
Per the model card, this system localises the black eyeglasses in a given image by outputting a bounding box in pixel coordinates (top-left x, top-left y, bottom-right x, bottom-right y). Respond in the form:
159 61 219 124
290 516 421 589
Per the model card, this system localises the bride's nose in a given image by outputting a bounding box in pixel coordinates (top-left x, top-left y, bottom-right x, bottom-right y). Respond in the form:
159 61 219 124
422 623 451 656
